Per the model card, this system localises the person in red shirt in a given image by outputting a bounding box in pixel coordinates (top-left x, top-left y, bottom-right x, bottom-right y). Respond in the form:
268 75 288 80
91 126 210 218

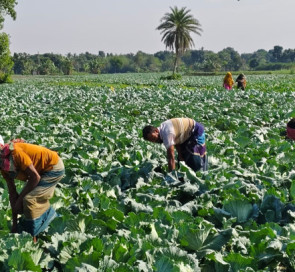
0 139 65 242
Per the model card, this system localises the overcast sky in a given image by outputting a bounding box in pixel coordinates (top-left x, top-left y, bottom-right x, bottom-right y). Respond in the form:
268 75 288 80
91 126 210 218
3 0 295 56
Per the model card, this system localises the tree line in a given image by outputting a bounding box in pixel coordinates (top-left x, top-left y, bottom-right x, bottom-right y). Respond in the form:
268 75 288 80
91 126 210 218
11 45 295 76
1 2 295 79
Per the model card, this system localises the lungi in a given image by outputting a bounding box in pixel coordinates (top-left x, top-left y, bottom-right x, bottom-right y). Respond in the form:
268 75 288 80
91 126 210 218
21 158 65 236
179 122 208 172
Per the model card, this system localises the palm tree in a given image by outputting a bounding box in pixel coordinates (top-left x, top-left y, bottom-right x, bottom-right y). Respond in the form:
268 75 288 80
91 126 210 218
157 6 202 75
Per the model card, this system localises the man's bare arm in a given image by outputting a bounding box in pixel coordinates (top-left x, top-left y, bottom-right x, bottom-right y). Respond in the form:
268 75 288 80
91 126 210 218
167 145 175 172
2 171 19 232
175 145 184 161
14 164 40 214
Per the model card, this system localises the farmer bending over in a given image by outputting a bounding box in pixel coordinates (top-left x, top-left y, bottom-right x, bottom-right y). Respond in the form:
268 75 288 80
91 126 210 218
0 138 65 242
142 118 208 172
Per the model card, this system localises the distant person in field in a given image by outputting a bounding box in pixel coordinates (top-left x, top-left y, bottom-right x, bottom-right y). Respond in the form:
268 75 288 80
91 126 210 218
142 118 208 172
0 137 65 243
223 72 234 90
236 73 247 90
287 118 295 140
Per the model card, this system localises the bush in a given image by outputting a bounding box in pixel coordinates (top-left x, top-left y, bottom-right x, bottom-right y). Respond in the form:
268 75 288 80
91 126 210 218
160 73 182 80
255 62 294 71
0 71 13 83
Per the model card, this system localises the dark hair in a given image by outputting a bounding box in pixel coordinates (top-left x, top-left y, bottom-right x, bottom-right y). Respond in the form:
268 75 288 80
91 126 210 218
142 125 157 140
236 73 245 81
287 118 295 129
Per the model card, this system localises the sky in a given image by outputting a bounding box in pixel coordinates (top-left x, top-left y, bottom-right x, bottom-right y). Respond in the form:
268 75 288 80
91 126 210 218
2 0 295 56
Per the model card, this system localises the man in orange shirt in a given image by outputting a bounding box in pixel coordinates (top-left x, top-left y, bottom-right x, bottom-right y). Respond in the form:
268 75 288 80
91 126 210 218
0 139 65 242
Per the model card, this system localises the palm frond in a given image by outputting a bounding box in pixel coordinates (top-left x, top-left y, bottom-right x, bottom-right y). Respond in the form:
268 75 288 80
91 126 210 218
156 6 202 74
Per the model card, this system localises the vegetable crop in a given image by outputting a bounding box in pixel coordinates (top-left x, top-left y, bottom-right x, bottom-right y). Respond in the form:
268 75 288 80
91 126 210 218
0 73 295 271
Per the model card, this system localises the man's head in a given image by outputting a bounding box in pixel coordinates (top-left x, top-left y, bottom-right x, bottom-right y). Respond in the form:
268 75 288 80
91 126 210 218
142 125 162 143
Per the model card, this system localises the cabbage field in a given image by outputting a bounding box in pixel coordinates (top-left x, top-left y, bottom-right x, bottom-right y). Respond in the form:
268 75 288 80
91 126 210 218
0 73 295 271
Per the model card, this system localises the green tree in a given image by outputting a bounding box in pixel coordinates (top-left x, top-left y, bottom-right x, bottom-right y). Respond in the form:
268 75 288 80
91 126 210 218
134 51 146 72
269 45 283 62
249 58 259 70
182 49 205 67
109 56 123 73
0 0 17 29
98 51 105 58
0 32 13 82
146 55 161 72
88 57 105 74
13 53 34 75
156 6 202 75
282 48 295 62
61 57 74 75
0 0 17 82
218 47 243 71
37 58 57 75
201 51 221 72
243 49 268 70
43 53 65 73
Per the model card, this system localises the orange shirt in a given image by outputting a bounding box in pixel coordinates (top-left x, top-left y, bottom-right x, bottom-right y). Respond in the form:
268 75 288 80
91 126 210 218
12 143 59 181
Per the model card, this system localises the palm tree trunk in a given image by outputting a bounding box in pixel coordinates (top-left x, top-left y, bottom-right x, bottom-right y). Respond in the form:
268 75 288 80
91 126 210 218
173 50 179 75
173 56 177 75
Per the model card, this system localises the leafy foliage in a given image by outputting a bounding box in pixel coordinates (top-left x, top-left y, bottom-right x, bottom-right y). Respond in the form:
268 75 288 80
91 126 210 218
0 74 295 271
0 0 17 29
0 32 13 83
